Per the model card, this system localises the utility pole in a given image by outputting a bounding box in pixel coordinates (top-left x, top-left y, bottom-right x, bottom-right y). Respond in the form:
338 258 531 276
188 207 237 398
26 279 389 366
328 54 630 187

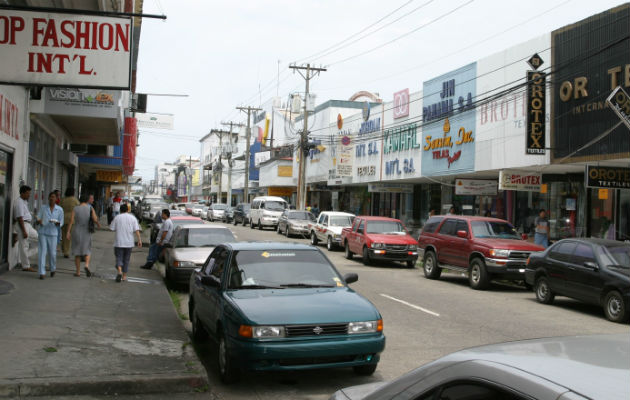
217 131 223 203
237 106 262 203
289 63 327 210
221 121 245 206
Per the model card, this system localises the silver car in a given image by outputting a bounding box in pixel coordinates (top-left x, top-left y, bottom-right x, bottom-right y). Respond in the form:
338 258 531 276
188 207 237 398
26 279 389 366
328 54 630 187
277 210 315 238
207 203 228 222
331 333 630 400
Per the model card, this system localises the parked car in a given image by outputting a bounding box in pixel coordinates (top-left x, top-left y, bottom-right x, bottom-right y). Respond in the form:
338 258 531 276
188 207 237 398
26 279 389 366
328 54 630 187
207 203 228 222
150 214 204 244
185 203 194 215
163 224 236 284
525 238 630 323
277 210 315 237
330 333 630 400
188 242 385 383
144 202 168 222
342 216 418 268
232 203 251 226
308 211 355 250
249 196 288 230
176 203 187 211
222 206 234 223
191 204 206 217
417 216 544 290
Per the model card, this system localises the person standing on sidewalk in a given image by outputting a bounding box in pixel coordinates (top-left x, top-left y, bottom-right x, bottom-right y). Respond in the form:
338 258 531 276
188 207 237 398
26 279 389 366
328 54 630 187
66 194 101 277
112 192 122 218
13 185 37 271
534 209 550 248
35 192 64 279
60 188 79 258
109 204 142 282
141 209 173 270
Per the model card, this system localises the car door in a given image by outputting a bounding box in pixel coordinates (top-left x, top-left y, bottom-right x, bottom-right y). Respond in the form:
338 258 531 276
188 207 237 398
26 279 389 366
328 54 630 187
436 219 458 265
562 242 604 304
318 214 329 241
198 246 229 337
450 220 470 267
544 241 577 294
350 219 363 253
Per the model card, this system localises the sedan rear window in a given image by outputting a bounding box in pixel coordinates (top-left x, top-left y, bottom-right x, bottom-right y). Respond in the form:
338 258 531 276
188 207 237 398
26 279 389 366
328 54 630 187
212 204 228 210
227 250 341 289
177 228 235 247
604 244 630 268
288 212 314 220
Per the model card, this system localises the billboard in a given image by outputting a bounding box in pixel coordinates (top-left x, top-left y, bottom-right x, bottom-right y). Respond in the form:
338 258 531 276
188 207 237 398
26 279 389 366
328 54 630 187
0 10 132 89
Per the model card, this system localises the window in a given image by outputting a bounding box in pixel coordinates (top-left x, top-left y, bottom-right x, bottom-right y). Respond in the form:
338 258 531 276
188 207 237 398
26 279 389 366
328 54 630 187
358 219 365 234
549 241 576 262
572 243 595 265
210 249 229 279
435 382 527 400
322 214 329 225
263 201 286 211
456 220 469 235
423 217 444 234
470 221 519 240
366 220 405 234
352 218 360 231
439 219 457 236
329 215 354 226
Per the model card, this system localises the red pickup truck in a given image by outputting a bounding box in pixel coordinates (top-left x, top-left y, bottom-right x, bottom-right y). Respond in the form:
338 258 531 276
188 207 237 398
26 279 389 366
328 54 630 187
342 216 419 268
417 215 544 290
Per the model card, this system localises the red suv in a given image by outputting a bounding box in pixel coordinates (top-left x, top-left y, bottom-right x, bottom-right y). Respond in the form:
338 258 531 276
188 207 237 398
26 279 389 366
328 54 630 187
417 216 544 290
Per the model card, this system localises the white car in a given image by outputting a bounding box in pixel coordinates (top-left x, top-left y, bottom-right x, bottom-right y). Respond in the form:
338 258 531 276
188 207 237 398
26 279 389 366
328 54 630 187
249 196 288 230
207 203 228 222
191 204 205 217
308 211 355 251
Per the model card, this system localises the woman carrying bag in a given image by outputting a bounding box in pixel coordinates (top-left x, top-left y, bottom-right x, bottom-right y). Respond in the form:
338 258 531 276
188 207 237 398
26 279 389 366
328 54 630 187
66 194 101 277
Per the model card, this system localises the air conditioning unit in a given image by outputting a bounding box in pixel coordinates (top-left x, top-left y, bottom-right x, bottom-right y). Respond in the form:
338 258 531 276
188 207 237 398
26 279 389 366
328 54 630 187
70 144 88 154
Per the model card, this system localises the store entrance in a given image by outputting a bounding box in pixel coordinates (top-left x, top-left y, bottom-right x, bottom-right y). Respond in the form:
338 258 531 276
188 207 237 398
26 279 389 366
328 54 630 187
0 150 13 270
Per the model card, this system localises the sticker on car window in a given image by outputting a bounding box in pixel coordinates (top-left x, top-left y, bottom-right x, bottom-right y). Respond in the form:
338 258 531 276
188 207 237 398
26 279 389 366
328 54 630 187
261 251 296 258
333 277 344 287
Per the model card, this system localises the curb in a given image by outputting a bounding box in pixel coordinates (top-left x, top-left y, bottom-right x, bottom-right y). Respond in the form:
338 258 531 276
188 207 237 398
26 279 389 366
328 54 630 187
0 373 208 398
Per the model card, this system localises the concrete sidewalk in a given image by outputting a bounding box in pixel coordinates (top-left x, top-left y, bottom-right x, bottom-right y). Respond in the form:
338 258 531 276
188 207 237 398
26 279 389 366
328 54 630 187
0 219 207 398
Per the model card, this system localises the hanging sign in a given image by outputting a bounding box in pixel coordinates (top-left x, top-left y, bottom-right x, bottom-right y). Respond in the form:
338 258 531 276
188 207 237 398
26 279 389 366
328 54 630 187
455 179 498 195
586 165 630 189
526 71 546 154
499 170 542 191
606 86 630 130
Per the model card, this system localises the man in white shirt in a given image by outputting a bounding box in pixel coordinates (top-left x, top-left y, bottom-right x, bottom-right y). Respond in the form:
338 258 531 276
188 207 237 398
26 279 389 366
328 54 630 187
141 209 173 270
109 204 142 282
13 185 38 271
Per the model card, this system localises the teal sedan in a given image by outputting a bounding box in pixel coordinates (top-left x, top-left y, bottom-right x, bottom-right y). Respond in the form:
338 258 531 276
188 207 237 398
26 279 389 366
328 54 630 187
188 242 385 383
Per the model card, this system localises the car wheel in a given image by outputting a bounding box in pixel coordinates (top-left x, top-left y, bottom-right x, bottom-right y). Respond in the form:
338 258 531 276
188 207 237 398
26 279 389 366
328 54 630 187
344 242 353 260
191 307 208 342
353 364 377 376
327 236 334 251
604 290 629 323
406 259 416 268
250 219 254 229
423 251 441 279
310 232 318 245
285 226 290 238
217 332 240 383
534 276 555 304
469 258 489 290
362 246 372 266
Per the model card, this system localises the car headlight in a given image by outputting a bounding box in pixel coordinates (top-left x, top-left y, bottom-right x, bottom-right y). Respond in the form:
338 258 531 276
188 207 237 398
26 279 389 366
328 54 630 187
348 320 383 334
489 249 510 258
250 326 285 338
408 244 417 251
371 243 385 249
173 261 196 268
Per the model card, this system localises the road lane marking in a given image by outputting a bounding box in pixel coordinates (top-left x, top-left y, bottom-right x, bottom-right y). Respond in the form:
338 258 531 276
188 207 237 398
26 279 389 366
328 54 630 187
380 294 440 317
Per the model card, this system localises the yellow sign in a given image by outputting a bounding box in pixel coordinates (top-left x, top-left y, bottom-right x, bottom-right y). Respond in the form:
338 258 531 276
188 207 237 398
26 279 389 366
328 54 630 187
598 188 609 200
540 184 548 194
96 170 122 183
192 169 200 186
277 165 293 177
268 187 294 197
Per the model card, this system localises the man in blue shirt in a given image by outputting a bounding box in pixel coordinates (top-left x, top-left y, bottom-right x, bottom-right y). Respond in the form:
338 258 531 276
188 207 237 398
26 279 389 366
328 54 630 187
141 209 173 270
36 192 64 279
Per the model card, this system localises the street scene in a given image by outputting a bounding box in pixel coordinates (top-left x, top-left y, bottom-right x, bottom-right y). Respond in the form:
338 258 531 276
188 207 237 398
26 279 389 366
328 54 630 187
1 0 629 399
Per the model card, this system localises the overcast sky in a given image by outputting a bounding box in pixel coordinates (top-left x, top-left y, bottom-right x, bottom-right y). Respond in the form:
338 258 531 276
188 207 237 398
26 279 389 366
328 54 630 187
134 0 625 181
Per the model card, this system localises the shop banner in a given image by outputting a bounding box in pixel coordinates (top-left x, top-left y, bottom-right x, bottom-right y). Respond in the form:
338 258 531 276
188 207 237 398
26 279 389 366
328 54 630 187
44 87 120 118
136 113 174 130
368 183 413 194
499 170 542 191
277 165 292 177
455 179 497 195
586 165 630 189
0 10 132 89
606 86 630 130
96 170 122 182
526 71 546 154
393 88 410 119
337 136 353 177
254 151 270 167
268 187 294 197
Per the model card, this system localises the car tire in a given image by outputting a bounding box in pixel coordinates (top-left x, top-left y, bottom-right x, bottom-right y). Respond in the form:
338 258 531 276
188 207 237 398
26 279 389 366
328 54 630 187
534 276 555 304
469 258 489 290
423 251 441 279
285 226 290 238
250 219 255 229
353 364 377 376
344 242 353 260
217 332 240 384
311 232 318 246
406 259 416 268
327 236 334 251
603 290 629 323
191 307 208 342
362 246 372 266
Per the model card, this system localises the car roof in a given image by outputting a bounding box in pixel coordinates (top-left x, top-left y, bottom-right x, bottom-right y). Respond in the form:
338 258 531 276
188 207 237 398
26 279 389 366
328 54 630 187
176 224 230 229
555 237 630 247
171 216 202 220
321 211 354 217
431 215 508 222
222 242 316 251
355 216 402 222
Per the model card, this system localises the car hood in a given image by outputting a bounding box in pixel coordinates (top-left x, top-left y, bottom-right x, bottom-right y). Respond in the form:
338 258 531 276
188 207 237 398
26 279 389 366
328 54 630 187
172 247 215 265
367 233 417 244
607 265 630 279
327 226 346 235
225 288 380 325
473 238 545 251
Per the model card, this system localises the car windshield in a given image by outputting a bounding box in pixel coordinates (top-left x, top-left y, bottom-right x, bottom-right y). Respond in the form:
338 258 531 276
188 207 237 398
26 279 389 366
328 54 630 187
367 221 405 234
289 212 313 220
212 204 227 210
471 221 520 239
603 244 630 268
264 201 286 211
172 219 204 228
329 216 354 226
176 228 235 247
227 250 341 289
241 204 250 210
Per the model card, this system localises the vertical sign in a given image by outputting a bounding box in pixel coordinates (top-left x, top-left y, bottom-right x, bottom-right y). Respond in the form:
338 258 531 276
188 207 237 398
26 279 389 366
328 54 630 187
526 71 546 154
393 88 410 119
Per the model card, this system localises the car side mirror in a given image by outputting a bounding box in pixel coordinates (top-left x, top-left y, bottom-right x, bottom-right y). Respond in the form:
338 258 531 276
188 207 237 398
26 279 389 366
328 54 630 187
344 273 358 284
201 275 220 287
521 233 528 240
584 261 598 271
456 230 468 239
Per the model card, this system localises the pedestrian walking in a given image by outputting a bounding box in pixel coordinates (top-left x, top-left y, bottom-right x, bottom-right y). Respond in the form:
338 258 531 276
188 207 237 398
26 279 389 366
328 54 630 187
109 204 142 282
35 192 64 279
112 192 122 218
66 194 101 277
311 204 320 217
13 185 38 271
60 188 79 258
106 195 114 225
534 209 550 248
141 209 173 270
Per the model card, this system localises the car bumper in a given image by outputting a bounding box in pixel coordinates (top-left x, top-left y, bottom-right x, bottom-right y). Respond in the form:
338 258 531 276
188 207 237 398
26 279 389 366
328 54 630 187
168 266 196 284
485 258 528 278
369 249 418 262
289 226 309 235
260 217 278 226
228 333 385 371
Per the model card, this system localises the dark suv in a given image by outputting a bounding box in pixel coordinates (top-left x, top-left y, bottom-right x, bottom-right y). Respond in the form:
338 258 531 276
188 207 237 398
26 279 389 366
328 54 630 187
232 203 250 226
417 216 544 290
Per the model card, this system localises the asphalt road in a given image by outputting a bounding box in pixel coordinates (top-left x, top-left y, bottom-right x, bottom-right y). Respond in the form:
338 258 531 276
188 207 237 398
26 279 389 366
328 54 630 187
164 219 628 400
